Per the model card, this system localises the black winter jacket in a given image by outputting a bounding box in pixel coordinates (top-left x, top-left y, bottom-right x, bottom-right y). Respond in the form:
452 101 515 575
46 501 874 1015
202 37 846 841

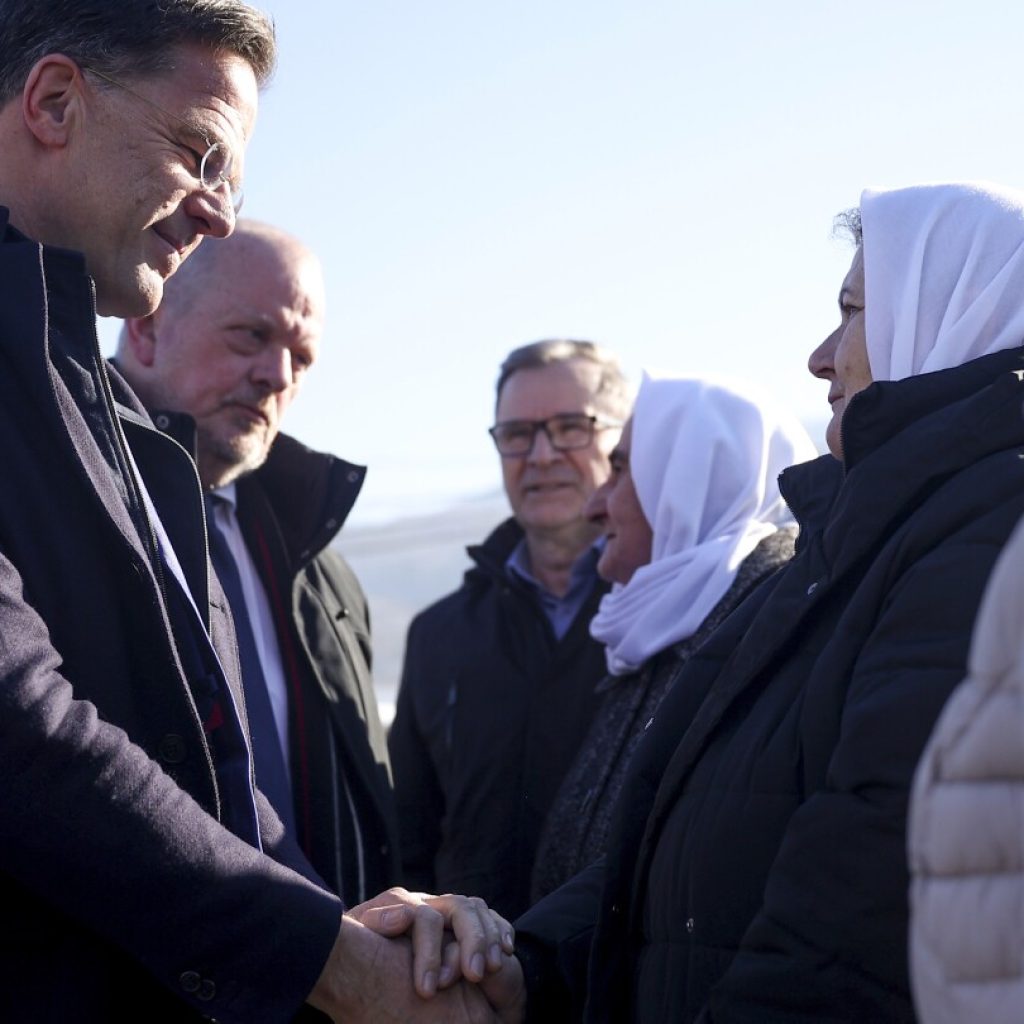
516 346 1024 1023
389 518 610 919
181 420 399 906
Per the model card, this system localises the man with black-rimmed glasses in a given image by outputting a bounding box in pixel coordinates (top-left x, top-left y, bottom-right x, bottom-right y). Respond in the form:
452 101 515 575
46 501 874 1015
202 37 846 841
390 339 629 921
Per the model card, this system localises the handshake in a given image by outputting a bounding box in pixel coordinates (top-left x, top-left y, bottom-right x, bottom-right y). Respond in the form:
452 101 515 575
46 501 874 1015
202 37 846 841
307 888 527 1022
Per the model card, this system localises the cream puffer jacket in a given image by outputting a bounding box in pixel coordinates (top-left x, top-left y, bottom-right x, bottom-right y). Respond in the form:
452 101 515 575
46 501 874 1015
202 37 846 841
908 514 1024 1024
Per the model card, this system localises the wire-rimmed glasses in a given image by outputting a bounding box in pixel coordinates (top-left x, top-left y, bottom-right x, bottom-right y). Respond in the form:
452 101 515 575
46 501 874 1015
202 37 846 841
82 66 244 213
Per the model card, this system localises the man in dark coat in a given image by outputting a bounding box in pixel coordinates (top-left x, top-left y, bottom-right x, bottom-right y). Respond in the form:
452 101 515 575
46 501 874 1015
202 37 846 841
389 339 629 919
0 3 513 1021
116 220 399 908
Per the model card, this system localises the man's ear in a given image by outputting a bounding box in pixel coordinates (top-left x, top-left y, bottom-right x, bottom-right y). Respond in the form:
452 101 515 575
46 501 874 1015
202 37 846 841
22 55 86 149
123 315 159 368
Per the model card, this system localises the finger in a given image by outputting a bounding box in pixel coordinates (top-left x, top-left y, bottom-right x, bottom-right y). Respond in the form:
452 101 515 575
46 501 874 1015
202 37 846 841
410 904 445 998
417 894 516 979
347 885 418 921
485 909 515 963
451 897 490 982
454 900 515 965
437 936 462 989
479 954 527 1021
352 904 415 937
459 979 504 1024
500 918 516 955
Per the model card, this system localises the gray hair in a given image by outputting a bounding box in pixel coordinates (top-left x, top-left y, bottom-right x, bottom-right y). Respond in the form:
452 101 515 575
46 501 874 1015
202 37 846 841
0 0 276 104
495 338 631 419
833 207 863 247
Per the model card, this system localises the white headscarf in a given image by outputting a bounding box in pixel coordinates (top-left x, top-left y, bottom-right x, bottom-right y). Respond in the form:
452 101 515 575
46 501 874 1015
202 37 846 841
862 181 1024 380
591 374 817 676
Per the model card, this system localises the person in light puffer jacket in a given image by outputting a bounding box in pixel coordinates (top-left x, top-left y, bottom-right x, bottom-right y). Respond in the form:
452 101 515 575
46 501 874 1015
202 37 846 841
908 513 1024 1024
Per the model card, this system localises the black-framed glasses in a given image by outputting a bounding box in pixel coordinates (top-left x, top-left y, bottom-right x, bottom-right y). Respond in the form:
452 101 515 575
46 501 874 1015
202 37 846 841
488 413 622 456
82 66 244 213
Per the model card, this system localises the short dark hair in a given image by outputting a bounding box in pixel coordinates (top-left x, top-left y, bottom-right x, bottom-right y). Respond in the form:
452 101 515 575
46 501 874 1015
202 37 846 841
833 207 863 247
0 0 276 105
495 338 631 419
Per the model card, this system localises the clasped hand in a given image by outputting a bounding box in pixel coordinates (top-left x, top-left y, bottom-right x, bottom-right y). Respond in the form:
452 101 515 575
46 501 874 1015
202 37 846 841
308 886 526 1023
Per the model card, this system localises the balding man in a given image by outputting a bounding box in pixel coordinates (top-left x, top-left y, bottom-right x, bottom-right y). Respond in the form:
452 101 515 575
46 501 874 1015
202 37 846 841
117 220 399 908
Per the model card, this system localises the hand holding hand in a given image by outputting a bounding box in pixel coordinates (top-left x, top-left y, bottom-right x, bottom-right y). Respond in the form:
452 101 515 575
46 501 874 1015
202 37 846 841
349 886 515 995
307 914 511 1023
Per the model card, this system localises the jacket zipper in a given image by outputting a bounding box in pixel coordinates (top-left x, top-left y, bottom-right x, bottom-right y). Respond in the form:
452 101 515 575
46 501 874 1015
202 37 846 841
84 281 221 808
87 306 169 604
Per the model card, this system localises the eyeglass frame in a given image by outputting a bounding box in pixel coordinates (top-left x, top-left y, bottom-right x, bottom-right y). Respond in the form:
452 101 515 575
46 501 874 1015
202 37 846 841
488 412 623 457
81 65 245 213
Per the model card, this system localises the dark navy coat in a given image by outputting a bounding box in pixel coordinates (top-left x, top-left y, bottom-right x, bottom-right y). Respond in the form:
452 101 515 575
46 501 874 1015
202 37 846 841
0 210 341 1021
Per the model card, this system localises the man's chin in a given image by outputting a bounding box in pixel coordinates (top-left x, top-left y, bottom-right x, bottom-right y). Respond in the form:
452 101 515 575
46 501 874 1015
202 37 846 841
200 436 272 489
520 492 583 519
516 507 588 536
94 272 164 319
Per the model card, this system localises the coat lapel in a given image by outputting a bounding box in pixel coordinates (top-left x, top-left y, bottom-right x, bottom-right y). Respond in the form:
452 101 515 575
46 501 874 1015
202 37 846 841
118 410 212 628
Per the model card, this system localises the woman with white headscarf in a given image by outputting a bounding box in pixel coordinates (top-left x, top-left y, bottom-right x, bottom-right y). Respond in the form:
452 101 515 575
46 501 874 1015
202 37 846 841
503 182 1024 1024
531 375 816 901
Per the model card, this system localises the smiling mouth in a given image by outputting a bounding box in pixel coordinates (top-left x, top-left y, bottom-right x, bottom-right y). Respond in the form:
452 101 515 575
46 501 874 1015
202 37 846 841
152 226 198 268
153 227 186 253
525 482 572 494
148 230 190 276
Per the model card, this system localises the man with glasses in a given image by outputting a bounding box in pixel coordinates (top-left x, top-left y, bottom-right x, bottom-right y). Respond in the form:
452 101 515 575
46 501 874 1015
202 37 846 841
0 2 512 1021
390 339 629 920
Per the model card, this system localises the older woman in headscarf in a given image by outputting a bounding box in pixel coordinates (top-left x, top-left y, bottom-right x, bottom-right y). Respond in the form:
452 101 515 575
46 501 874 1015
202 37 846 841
530 374 816 902
478 182 1024 1024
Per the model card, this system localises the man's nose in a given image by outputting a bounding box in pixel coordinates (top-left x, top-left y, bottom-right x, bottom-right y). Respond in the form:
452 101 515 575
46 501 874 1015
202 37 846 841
526 424 561 462
183 186 236 241
252 345 293 392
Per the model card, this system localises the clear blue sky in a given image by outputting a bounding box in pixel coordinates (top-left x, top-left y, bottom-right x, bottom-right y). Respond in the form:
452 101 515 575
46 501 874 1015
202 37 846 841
99 1 1024 523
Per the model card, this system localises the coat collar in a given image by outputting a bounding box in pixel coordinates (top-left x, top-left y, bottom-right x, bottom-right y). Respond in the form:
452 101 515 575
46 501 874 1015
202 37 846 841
841 344 1024 469
781 344 1024 549
0 218 157 579
238 432 364 568
467 517 525 579
129 391 365 569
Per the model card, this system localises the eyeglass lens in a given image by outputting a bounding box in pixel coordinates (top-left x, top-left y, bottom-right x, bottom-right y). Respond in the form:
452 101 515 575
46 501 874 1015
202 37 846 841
84 66 242 213
199 143 243 212
492 414 595 454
